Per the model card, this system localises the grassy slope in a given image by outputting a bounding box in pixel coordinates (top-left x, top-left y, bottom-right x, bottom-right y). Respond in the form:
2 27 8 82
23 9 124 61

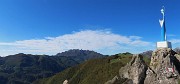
0 54 79 84
35 53 151 84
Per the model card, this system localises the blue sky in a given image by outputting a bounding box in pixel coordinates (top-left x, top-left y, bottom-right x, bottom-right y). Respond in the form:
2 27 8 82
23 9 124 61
0 0 180 56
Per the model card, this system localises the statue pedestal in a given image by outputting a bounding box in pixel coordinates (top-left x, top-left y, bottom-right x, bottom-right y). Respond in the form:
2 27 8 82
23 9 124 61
157 41 172 49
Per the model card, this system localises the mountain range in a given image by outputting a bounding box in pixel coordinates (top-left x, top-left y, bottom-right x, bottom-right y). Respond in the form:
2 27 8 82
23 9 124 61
0 49 105 84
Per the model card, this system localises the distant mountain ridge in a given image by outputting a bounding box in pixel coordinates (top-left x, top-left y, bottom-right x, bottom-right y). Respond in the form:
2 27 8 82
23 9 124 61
56 49 105 63
0 49 105 84
56 49 104 57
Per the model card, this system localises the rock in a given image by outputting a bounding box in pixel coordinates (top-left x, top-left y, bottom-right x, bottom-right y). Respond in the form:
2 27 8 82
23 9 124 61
63 80 68 84
106 48 180 84
105 75 130 84
105 54 148 84
105 76 119 84
144 48 180 84
123 79 133 84
175 54 180 62
118 54 148 84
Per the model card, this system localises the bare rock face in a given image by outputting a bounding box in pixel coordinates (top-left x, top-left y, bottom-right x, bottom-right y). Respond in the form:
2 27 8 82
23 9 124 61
105 54 148 84
119 54 148 84
144 48 180 84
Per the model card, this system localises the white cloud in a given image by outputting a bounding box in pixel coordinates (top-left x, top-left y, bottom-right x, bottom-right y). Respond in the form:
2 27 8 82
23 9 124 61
129 36 142 40
166 39 180 49
170 39 180 44
0 30 152 56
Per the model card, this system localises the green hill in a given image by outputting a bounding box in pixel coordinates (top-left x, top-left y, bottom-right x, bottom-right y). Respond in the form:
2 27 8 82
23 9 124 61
34 53 150 84
0 54 78 84
0 49 105 84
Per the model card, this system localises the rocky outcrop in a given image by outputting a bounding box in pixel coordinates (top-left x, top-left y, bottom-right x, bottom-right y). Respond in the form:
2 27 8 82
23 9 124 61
144 48 180 84
105 54 148 84
106 48 180 84
119 54 148 84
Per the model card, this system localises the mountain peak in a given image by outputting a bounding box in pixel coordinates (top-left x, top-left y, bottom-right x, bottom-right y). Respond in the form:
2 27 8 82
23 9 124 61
144 48 180 84
56 49 102 57
56 49 105 63
56 49 104 58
